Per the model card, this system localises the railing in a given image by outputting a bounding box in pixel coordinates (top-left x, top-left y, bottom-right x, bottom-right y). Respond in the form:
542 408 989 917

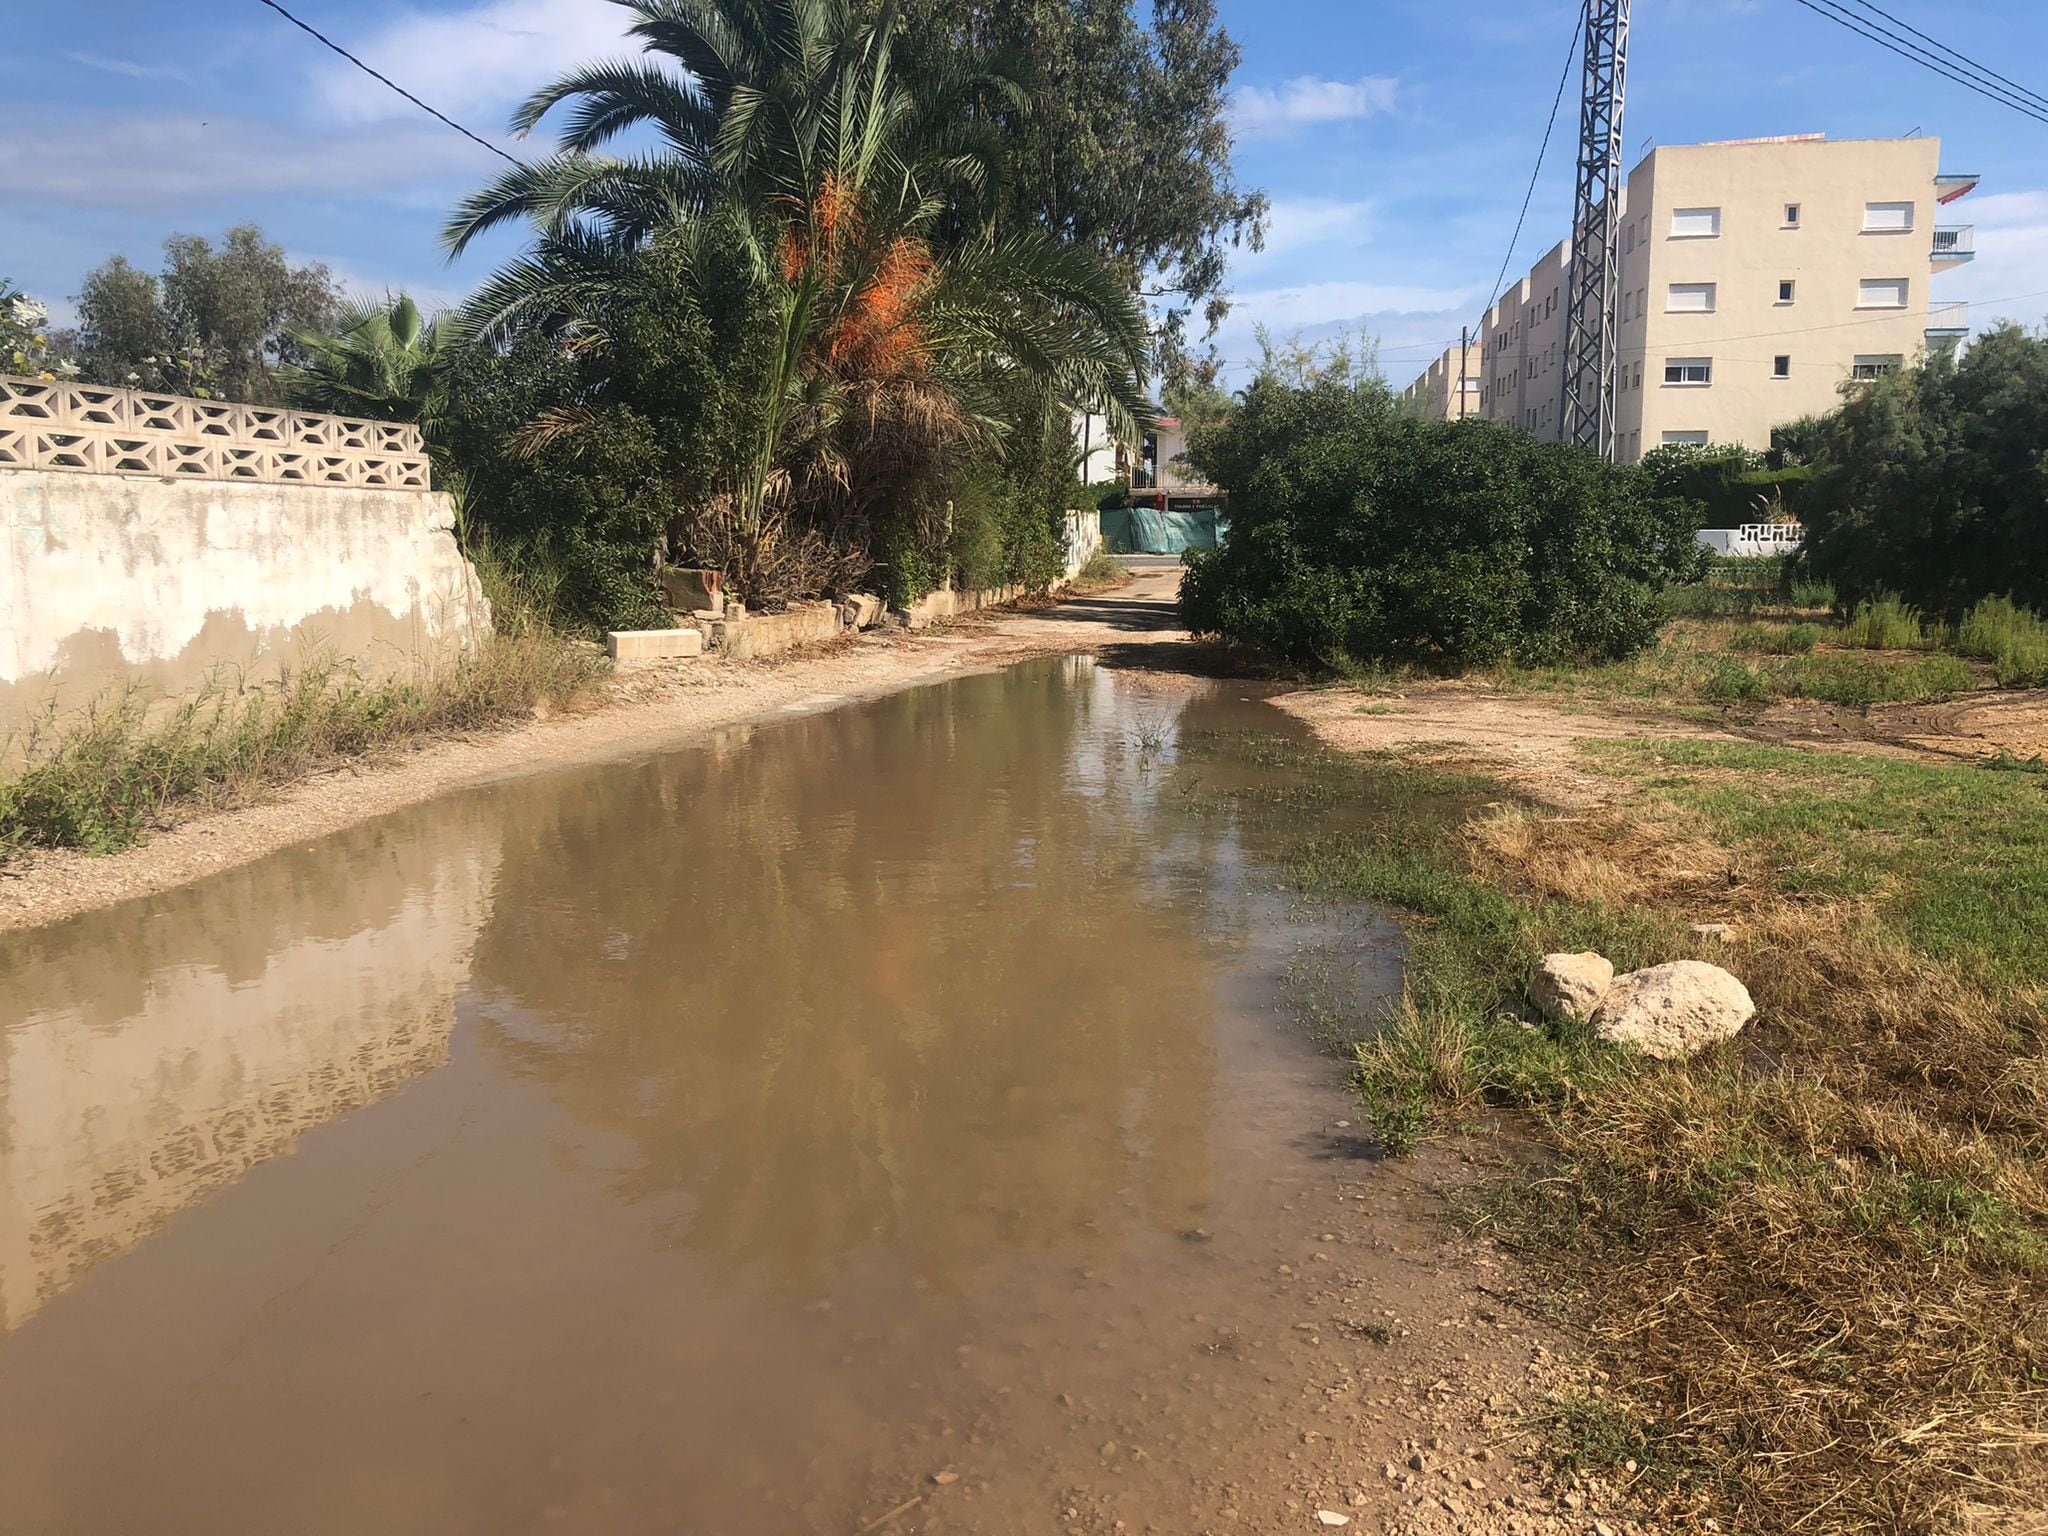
1926 301 1971 333
0 375 430 490
1932 224 1975 259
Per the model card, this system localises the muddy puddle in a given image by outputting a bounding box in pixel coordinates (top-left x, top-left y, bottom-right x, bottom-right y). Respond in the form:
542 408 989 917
0 658 1465 1536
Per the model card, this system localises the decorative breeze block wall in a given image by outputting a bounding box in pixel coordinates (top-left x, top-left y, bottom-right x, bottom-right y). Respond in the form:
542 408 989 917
0 375 431 490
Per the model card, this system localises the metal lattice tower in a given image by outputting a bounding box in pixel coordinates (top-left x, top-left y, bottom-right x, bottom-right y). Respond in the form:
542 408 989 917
1559 0 1630 456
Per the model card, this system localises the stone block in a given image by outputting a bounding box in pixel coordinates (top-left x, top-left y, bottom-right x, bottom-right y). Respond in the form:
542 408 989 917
840 592 884 630
605 627 704 662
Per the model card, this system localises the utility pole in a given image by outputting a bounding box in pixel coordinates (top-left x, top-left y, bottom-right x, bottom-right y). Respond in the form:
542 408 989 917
1559 0 1630 457
1459 325 1470 420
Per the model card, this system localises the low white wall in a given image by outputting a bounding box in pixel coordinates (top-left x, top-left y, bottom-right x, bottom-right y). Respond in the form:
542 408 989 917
2 469 487 738
1062 508 1102 578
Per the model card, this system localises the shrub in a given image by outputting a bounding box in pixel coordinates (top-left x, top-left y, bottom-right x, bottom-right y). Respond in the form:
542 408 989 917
1178 378 1705 670
1640 443 1810 526
1799 325 2048 616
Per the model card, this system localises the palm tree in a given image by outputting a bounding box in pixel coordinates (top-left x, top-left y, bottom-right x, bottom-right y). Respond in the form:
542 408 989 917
281 293 449 430
447 0 1152 601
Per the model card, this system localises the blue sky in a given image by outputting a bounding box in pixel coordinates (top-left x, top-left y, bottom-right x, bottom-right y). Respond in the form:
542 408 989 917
8 0 2047 391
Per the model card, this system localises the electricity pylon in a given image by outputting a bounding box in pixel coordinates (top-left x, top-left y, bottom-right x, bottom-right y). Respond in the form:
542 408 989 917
1559 0 1630 457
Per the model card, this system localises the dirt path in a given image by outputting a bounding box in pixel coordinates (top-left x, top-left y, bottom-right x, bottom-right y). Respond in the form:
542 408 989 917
1270 682 1733 809
0 570 1185 935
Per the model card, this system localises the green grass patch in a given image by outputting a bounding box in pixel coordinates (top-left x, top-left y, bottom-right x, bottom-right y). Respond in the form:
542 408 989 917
1585 737 2048 978
1221 726 2048 1533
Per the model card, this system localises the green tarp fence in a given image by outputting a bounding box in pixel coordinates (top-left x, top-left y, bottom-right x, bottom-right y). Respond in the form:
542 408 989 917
1098 505 1229 555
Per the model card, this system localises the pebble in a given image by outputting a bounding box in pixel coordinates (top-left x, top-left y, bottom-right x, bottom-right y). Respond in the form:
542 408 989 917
1314 1513 1351 1527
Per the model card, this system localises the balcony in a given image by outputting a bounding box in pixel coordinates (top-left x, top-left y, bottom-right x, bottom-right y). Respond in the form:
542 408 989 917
1927 302 1970 353
1932 224 1975 263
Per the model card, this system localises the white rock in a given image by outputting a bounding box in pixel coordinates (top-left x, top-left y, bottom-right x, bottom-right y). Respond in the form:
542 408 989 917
1528 952 1615 1021
1593 959 1756 1060
1315 1513 1351 1527
1691 921 1736 942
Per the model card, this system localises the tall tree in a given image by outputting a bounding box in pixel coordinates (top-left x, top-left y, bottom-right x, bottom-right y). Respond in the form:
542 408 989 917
884 0 1267 380
448 0 1151 606
71 225 337 402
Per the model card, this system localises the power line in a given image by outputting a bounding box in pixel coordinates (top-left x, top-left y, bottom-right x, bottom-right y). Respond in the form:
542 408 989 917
1787 0 2048 128
1837 0 2048 115
1481 6 1583 321
253 0 523 166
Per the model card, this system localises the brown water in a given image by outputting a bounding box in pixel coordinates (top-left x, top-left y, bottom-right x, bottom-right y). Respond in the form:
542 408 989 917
0 658 1423 1536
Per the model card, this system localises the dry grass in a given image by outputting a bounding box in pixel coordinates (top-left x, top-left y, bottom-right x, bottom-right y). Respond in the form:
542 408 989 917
0 630 609 860
1290 737 2048 1533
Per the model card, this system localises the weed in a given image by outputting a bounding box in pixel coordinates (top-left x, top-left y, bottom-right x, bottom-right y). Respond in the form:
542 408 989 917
1070 548 1130 592
1956 595 2048 687
0 635 607 861
1841 594 1933 650
1729 621 1819 654
1789 578 1837 609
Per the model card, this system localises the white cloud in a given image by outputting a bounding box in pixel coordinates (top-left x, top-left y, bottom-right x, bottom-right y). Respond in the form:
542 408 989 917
1941 189 2048 332
1226 278 1477 331
1259 199 1375 256
312 0 639 127
1231 76 1398 140
1965 190 2048 229
0 113 494 211
63 51 194 84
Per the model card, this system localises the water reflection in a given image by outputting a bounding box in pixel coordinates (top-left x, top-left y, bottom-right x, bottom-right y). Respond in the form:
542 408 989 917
0 659 1381 1536
465 658 1228 1295
0 805 501 1332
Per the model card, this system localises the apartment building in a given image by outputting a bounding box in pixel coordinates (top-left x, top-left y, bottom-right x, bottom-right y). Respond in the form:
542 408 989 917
1398 340 1483 420
1408 134 1978 461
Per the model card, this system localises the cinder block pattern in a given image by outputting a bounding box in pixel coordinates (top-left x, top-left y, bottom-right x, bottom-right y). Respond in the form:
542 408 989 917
606 628 705 662
0 373 429 491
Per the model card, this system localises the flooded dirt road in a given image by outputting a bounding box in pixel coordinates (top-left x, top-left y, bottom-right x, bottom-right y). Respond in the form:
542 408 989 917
0 657 1572 1536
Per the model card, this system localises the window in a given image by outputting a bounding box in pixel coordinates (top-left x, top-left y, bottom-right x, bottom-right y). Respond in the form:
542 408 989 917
1670 207 1721 238
1667 282 1717 313
1773 355 1791 379
1857 277 1909 309
1623 290 1634 321
1626 223 1636 253
1632 360 1643 389
1777 279 1796 304
1662 430 1710 447
1852 354 1904 380
1784 203 1801 226
1863 201 1915 232
1664 357 1713 386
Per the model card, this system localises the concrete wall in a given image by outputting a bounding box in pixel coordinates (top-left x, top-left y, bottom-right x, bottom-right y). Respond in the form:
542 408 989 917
1062 508 1102 576
2 469 487 738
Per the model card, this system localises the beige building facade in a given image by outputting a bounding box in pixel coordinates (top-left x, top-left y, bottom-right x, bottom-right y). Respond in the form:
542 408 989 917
1398 339 1484 420
1407 135 1977 461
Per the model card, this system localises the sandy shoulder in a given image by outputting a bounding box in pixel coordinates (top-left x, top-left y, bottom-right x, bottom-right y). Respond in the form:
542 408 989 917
1269 681 1732 808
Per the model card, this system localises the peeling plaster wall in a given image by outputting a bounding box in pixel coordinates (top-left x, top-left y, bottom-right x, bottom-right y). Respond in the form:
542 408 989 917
1 471 488 737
